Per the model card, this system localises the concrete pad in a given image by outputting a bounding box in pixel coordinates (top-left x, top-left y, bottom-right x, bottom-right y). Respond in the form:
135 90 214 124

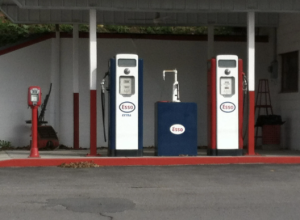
0 151 11 160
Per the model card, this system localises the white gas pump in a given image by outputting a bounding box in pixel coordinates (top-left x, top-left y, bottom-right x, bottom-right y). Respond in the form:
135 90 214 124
101 54 143 156
207 55 244 156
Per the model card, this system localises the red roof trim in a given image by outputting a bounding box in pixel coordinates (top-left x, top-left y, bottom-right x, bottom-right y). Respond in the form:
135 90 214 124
0 33 55 56
62 32 268 42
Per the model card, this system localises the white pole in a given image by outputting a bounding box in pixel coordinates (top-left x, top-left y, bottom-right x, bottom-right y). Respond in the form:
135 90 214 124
247 11 256 155
50 28 60 136
90 10 97 91
207 25 214 59
73 24 79 94
89 9 98 155
248 12 255 92
73 24 79 149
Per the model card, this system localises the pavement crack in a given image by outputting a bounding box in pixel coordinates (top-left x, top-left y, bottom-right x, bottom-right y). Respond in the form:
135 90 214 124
99 212 113 220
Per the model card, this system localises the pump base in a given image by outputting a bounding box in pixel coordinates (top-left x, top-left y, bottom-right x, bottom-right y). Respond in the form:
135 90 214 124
108 149 143 157
207 149 243 156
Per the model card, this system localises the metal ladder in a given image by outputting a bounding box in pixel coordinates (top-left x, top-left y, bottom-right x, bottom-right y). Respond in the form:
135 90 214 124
255 79 273 147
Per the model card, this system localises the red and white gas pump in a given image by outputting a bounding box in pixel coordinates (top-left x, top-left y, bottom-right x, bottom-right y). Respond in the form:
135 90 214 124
207 55 244 156
28 86 42 158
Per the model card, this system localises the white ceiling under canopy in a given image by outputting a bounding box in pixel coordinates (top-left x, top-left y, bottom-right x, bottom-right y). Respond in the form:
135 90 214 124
1 0 297 27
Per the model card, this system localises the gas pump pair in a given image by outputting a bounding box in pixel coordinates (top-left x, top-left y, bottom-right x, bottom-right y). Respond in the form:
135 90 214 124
102 54 247 157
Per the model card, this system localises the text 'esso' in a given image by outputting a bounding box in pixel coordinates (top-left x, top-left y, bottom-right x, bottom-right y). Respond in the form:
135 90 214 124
170 124 185 135
119 102 136 113
220 102 236 113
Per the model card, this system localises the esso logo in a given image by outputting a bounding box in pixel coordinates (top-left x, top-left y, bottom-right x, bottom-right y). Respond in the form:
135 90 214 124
170 124 185 135
119 102 135 113
220 102 236 113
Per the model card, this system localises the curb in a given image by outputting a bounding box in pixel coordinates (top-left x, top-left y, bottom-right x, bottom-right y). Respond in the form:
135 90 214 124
1 156 300 167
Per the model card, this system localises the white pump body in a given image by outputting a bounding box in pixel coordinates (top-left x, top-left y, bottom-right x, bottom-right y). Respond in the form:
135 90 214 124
163 69 180 102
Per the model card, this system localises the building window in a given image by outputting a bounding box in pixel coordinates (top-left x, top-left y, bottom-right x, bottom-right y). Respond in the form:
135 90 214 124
281 51 298 93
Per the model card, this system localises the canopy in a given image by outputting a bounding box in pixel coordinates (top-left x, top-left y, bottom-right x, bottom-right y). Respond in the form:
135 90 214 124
0 0 289 27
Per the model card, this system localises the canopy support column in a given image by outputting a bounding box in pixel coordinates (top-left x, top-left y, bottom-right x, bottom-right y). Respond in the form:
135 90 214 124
88 9 98 156
50 26 61 137
247 12 256 155
73 24 79 149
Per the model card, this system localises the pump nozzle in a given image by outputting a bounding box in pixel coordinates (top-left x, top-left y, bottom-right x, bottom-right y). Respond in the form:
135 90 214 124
162 69 180 102
101 72 109 94
101 79 106 94
243 72 248 94
163 69 178 81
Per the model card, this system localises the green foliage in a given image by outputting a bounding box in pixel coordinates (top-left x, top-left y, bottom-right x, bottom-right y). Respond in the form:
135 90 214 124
79 24 89 32
0 140 11 149
0 15 241 47
59 24 73 32
0 17 55 47
97 25 209 35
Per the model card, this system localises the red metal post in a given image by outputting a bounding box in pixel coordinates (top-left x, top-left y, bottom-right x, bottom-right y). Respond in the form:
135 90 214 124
73 93 79 149
207 59 217 151
88 90 97 156
238 60 244 149
247 91 255 155
29 106 40 158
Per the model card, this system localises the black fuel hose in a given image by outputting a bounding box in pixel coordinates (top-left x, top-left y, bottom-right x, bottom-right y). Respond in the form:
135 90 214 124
243 73 249 140
101 72 109 142
101 90 106 142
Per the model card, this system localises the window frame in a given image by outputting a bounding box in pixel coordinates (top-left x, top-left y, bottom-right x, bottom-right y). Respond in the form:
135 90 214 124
281 51 299 93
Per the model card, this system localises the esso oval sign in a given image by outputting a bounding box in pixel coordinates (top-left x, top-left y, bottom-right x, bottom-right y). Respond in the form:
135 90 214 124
119 102 136 113
170 124 185 135
220 102 236 113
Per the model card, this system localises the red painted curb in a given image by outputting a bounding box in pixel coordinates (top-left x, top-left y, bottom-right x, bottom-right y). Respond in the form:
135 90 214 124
1 156 300 167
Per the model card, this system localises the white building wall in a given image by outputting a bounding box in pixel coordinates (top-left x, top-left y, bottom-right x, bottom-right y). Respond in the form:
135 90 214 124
0 40 52 147
277 13 300 150
0 36 273 148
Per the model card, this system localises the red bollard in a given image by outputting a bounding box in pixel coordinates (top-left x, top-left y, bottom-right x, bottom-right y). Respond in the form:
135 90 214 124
29 106 40 158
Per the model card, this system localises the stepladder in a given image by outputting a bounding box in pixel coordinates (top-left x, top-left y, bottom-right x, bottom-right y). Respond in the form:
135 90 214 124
255 79 274 147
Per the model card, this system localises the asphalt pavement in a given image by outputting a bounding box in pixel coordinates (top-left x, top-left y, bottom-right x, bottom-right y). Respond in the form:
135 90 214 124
1 164 300 220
